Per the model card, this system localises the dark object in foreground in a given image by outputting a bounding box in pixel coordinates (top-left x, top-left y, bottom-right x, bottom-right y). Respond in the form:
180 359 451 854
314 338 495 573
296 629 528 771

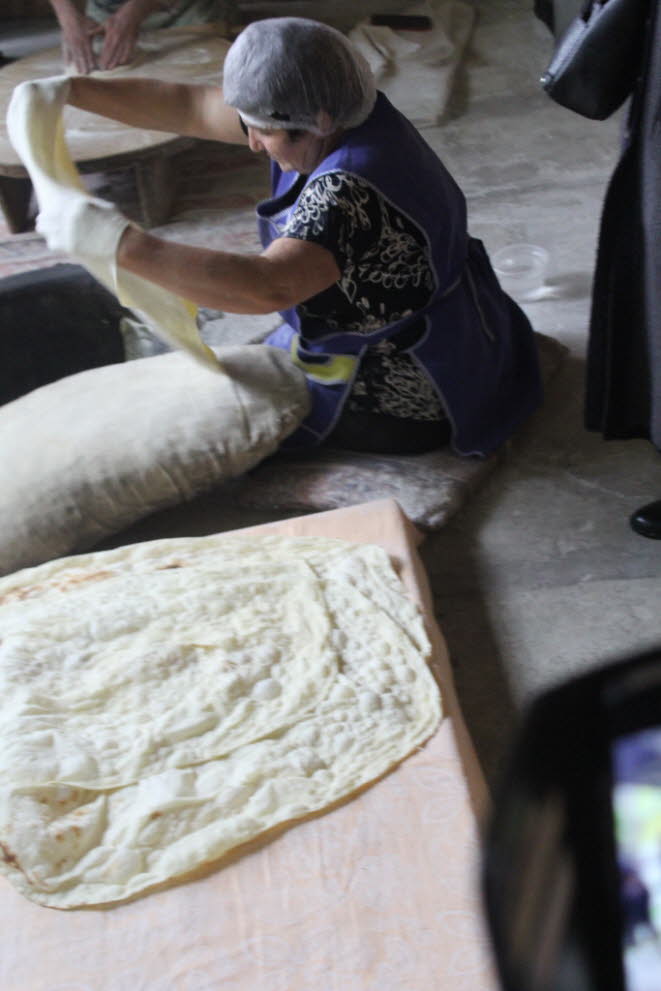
540 0 648 120
0 263 125 404
630 498 661 539
483 645 661 991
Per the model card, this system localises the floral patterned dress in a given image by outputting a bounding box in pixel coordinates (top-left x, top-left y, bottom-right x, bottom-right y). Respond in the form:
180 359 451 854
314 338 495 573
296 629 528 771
281 170 446 424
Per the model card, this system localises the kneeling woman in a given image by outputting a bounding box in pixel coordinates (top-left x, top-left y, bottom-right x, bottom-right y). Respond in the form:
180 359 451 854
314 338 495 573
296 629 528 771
41 16 542 456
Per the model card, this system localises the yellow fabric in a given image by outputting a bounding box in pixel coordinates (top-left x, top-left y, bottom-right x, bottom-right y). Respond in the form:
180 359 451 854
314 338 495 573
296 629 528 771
289 333 359 384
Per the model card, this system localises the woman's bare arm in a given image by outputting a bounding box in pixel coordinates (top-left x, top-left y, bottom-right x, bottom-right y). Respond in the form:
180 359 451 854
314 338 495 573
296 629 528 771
68 75 247 143
49 0 99 74
116 227 341 314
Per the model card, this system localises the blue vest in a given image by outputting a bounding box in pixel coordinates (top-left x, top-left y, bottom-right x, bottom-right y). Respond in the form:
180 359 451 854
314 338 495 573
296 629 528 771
257 92 542 456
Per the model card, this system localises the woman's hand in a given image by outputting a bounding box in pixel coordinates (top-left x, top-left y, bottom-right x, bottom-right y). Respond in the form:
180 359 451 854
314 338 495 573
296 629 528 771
50 0 101 74
37 194 132 264
95 0 153 71
51 0 169 74
7 76 72 127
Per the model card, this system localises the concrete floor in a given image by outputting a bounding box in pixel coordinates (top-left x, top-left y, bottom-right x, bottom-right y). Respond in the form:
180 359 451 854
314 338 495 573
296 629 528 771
416 0 661 783
12 0 658 787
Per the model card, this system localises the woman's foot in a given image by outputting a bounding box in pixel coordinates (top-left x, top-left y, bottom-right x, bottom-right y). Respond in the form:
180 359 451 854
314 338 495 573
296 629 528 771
630 500 661 539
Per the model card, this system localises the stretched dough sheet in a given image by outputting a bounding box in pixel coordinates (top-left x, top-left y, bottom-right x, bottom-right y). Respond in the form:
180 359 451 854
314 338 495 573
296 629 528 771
5 77 218 370
0 500 497 990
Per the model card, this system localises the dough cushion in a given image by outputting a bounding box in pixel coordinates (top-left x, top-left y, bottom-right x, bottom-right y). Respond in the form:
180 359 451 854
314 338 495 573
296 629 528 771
0 344 309 577
6 76 217 370
0 533 442 908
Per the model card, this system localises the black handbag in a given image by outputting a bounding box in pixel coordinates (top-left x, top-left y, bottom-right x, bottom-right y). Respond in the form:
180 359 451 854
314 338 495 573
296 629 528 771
540 0 649 119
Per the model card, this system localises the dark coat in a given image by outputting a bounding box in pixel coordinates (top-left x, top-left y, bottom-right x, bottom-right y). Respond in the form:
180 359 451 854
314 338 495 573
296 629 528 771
534 0 582 36
585 0 661 450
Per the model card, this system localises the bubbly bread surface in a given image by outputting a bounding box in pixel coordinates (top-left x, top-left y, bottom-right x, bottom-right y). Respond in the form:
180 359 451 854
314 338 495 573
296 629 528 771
0 534 441 908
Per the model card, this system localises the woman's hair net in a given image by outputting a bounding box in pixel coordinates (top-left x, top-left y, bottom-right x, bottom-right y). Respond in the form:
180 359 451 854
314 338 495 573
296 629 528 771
222 17 377 136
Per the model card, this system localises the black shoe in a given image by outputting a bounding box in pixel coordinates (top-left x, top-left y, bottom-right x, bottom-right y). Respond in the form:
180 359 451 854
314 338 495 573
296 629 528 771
630 499 661 539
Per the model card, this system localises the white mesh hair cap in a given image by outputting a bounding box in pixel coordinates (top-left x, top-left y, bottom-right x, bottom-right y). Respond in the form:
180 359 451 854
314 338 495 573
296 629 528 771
223 17 377 136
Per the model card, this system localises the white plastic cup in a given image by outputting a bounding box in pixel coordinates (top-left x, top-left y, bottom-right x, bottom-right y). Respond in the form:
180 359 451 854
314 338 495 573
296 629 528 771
492 243 550 300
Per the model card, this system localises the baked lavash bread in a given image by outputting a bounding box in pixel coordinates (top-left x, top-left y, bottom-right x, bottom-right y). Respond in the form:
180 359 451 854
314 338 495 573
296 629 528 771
0 532 442 909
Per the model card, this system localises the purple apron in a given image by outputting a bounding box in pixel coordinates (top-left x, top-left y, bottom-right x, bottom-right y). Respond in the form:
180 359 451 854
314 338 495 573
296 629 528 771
257 93 542 456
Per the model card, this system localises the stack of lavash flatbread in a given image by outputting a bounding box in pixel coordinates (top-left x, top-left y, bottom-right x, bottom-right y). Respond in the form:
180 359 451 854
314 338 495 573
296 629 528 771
0 532 441 909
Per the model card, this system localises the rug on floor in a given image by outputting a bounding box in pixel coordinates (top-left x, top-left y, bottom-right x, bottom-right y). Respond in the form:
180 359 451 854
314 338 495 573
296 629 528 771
223 332 568 531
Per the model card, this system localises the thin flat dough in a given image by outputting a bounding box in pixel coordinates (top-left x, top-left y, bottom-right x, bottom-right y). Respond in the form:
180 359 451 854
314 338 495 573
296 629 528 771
0 533 442 908
6 78 219 370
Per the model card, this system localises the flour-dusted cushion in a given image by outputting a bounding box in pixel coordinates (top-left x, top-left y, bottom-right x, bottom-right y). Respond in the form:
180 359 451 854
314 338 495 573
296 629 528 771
0 345 309 576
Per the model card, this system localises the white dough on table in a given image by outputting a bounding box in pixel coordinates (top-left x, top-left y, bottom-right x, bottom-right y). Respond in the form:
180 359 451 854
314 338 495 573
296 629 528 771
0 531 442 909
0 500 497 991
